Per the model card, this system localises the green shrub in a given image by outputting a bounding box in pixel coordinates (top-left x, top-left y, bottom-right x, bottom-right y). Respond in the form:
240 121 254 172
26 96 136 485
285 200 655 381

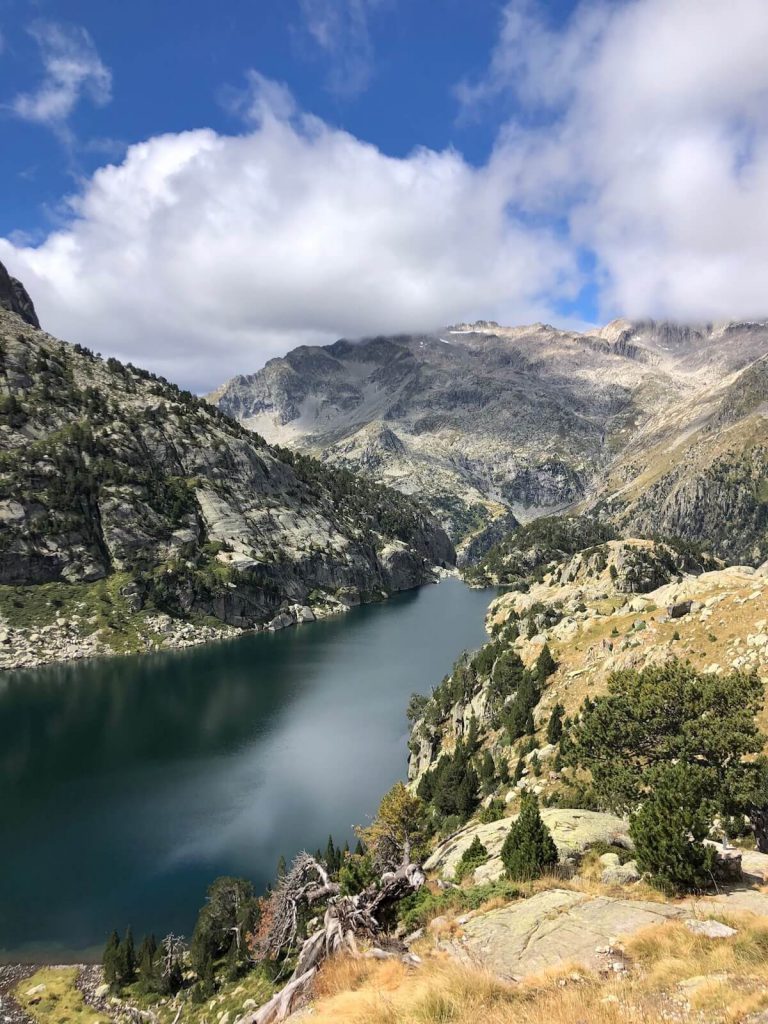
397 880 523 932
454 836 490 883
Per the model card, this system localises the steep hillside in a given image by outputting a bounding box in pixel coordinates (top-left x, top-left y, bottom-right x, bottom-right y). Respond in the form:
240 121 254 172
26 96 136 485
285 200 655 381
408 538 768 808
210 320 768 560
0 294 452 669
583 354 768 563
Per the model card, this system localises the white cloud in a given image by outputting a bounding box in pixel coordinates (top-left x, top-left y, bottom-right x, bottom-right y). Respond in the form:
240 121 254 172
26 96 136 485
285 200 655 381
465 0 768 322
10 20 111 135
298 0 386 97
5 1 767 394
0 74 578 392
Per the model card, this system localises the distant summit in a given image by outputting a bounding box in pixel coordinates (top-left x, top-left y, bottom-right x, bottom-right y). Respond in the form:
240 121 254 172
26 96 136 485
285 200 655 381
0 259 39 328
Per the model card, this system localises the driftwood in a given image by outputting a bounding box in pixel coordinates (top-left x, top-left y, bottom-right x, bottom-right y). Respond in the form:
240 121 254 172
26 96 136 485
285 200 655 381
245 853 425 1024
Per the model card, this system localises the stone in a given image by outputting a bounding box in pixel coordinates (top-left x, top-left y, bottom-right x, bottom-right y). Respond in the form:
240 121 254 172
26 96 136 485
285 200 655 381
601 859 641 886
685 919 737 939
445 889 683 979
668 600 693 619
94 984 110 999
678 973 730 994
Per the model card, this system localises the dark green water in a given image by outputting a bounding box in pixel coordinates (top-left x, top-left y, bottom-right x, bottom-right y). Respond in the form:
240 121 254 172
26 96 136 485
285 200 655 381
0 579 492 961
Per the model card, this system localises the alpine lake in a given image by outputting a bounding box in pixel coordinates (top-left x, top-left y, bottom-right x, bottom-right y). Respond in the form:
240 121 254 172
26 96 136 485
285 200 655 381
0 578 494 960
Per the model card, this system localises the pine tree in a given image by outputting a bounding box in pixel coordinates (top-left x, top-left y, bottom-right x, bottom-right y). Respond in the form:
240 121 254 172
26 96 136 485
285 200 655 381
500 793 558 881
454 835 490 882
513 756 525 783
325 835 338 873
630 763 718 892
276 854 287 878
119 927 136 986
137 934 160 994
546 703 565 745
465 716 480 754
535 644 557 682
524 710 535 735
479 750 496 793
102 930 121 991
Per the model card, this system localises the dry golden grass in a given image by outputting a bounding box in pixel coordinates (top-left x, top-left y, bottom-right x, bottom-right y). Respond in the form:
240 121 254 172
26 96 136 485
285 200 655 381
307 911 768 1024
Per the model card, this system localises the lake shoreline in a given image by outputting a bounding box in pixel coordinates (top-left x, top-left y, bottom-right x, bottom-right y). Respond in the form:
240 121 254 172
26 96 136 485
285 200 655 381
0 568 459 674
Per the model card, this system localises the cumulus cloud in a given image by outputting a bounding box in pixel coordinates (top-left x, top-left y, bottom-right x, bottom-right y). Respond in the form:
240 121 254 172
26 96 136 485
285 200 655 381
0 74 578 391
465 0 768 322
10 20 111 136
4 0 767 394
298 0 386 97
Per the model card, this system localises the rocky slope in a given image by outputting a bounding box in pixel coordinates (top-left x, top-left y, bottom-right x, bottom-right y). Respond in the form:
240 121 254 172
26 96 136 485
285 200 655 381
408 538 768 801
210 320 768 560
0 275 453 668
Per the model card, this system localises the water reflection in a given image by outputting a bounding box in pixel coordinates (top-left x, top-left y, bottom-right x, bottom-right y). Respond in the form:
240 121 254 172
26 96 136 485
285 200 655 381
0 580 493 958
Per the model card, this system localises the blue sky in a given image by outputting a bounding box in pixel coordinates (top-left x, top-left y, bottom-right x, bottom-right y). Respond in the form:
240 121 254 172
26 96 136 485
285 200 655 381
0 0 546 236
1 0 767 390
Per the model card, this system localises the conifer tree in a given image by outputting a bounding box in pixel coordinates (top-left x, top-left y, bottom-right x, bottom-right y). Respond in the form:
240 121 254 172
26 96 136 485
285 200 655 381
119 927 137 986
479 749 496 793
465 716 480 754
535 644 557 681
277 854 287 878
546 702 565 745
102 930 121 991
500 793 558 881
630 763 718 892
325 835 338 873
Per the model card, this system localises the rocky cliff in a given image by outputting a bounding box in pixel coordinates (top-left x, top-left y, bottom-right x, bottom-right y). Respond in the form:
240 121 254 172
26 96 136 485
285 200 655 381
210 320 768 561
0 261 39 328
0 270 453 667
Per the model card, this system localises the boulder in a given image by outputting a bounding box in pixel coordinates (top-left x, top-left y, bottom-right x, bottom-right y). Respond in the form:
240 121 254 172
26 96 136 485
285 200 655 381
668 600 693 619
601 859 641 886
685 919 737 939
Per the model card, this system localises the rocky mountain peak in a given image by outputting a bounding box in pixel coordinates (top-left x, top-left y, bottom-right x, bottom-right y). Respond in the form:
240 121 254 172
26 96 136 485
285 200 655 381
0 260 39 329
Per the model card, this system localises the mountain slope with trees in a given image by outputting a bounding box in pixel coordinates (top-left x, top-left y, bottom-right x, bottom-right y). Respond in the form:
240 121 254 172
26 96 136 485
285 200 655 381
0 266 453 667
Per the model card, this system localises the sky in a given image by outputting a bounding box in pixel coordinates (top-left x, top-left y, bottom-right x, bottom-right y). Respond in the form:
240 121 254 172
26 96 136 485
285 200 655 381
0 0 767 391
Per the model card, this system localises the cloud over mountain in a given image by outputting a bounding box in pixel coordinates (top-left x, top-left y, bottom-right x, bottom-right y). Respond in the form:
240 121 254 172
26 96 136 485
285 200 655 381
2 0 768 391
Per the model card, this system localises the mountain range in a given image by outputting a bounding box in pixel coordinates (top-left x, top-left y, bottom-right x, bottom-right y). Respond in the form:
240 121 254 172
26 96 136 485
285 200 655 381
211 319 768 564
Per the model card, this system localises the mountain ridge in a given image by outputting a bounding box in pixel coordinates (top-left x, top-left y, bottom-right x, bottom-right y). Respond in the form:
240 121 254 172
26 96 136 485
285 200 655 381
210 318 768 561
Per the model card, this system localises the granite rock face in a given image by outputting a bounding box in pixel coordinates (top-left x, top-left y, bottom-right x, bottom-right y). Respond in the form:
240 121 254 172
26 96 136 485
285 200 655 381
0 260 39 328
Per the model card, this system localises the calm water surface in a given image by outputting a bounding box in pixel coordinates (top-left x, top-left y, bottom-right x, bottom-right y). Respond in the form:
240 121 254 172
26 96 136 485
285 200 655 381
0 579 493 960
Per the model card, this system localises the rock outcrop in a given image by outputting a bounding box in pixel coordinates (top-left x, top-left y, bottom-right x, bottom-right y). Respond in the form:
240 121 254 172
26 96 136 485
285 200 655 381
0 260 39 328
424 809 632 883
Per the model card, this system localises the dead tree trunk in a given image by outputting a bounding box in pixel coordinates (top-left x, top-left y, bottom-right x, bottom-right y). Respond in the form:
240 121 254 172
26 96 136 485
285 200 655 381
244 854 425 1024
